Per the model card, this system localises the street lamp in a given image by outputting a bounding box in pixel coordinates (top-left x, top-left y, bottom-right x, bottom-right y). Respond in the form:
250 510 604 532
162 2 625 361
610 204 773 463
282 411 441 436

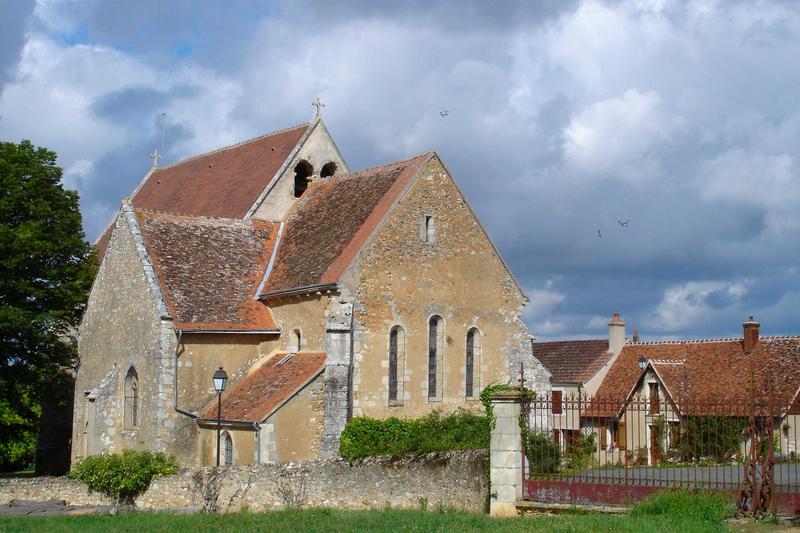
212 366 228 466
637 356 647 370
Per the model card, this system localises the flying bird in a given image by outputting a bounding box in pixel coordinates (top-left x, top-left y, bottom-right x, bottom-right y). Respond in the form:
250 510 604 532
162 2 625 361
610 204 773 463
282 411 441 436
617 220 630 227
440 111 449 118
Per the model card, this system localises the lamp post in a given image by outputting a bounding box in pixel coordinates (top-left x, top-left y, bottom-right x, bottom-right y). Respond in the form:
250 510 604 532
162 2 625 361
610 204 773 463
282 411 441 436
212 366 228 466
637 356 647 370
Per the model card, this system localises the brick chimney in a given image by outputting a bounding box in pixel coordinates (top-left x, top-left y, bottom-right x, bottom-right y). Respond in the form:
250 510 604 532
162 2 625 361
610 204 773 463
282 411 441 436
743 316 760 354
608 313 626 355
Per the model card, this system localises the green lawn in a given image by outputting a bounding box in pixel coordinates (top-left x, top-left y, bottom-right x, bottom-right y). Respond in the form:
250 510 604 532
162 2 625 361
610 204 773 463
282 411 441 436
0 491 772 533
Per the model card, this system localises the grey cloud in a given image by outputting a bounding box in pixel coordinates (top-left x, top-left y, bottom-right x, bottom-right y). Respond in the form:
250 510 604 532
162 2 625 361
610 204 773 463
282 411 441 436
10 0 800 339
0 0 34 91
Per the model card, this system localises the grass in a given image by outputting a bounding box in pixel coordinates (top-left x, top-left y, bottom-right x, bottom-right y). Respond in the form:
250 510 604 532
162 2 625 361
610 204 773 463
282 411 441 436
0 491 741 532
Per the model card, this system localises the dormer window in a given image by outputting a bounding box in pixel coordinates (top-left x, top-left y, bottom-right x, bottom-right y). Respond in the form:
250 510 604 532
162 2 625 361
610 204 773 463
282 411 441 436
294 160 313 198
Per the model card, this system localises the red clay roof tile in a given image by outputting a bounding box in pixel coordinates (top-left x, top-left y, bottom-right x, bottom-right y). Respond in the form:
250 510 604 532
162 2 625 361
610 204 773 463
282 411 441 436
262 153 431 295
201 352 326 421
532 339 611 383
586 337 800 417
136 210 279 331
132 124 308 218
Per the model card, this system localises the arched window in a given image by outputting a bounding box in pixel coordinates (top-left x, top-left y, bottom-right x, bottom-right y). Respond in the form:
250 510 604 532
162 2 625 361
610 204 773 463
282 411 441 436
466 328 481 398
224 431 234 466
320 161 337 178
428 316 444 399
292 329 302 352
293 160 313 198
388 326 405 404
124 367 139 429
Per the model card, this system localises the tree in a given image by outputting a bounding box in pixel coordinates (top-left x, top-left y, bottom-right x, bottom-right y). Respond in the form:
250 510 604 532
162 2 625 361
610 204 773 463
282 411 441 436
0 140 96 471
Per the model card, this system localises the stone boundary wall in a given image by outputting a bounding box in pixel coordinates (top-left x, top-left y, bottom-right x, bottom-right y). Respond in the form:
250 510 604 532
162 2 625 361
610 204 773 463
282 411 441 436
0 450 487 514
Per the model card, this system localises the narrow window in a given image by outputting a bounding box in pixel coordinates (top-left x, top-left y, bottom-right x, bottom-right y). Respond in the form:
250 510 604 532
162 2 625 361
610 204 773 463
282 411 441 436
423 215 436 243
292 329 302 352
649 383 660 414
599 424 608 449
551 390 562 415
389 327 399 402
320 161 337 178
224 432 233 466
428 316 443 399
388 326 405 405
124 367 139 429
293 160 313 198
466 328 481 398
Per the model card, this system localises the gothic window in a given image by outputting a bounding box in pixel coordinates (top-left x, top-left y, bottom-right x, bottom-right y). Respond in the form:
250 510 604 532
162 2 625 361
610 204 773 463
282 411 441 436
465 328 481 398
388 326 405 404
224 432 233 466
293 160 313 198
320 161 337 178
428 316 444 399
124 367 139 429
422 215 436 243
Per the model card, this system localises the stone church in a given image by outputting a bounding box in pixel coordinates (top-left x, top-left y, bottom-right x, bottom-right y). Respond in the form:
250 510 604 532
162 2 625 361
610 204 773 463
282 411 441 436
72 115 539 467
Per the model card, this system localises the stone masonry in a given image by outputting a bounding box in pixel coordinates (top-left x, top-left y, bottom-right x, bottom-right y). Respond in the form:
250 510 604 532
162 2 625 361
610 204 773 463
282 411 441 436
1 450 487 514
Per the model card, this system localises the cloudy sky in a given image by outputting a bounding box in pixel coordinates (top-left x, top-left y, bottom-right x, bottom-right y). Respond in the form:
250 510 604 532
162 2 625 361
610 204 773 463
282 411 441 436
2 0 799 340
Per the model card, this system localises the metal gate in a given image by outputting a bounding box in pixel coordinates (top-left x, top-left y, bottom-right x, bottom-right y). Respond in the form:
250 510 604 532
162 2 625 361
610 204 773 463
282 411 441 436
520 383 800 515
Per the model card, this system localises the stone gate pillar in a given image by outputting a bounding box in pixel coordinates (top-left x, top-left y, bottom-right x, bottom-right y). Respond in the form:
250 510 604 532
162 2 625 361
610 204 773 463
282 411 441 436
489 390 523 517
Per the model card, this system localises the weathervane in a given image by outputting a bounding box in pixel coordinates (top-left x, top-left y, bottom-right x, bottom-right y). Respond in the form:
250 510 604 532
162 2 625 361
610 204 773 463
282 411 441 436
149 148 161 169
312 97 325 117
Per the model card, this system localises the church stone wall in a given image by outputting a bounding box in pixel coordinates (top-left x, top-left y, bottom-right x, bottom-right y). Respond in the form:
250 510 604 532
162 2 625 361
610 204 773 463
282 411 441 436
72 212 178 465
176 334 272 415
343 157 542 420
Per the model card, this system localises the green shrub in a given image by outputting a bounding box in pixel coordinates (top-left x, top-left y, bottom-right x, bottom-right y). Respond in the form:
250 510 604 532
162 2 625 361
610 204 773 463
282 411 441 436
631 490 733 522
527 432 560 474
565 433 597 471
69 450 178 501
339 409 489 460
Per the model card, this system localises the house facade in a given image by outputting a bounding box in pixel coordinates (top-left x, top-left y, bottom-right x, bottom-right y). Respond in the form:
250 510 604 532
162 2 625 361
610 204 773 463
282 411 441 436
72 118 545 467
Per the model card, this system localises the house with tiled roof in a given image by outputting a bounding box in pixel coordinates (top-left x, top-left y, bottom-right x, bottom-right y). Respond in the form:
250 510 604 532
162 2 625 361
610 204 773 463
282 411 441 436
529 314 626 451
576 317 800 466
72 115 543 467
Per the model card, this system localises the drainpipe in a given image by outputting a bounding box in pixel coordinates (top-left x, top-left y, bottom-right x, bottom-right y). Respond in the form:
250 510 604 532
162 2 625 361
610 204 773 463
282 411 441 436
254 421 261 464
173 329 197 419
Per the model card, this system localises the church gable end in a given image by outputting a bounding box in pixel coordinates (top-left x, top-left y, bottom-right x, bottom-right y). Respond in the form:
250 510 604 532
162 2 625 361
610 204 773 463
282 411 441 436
73 207 178 465
250 119 349 221
342 155 538 419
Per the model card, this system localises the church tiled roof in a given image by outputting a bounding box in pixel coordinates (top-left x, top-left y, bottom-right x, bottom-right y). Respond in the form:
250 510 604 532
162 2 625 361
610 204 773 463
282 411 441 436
261 153 432 296
532 339 611 384
584 336 800 417
133 123 309 218
136 210 280 332
201 352 326 422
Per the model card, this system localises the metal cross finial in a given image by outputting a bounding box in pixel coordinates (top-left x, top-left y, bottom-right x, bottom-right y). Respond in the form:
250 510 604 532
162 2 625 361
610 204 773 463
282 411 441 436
149 148 161 169
312 97 325 117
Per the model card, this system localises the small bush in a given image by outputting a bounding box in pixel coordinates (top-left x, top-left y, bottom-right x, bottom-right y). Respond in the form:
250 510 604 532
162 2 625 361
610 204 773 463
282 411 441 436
564 433 597 471
339 409 489 460
69 449 178 500
527 432 560 474
631 490 734 522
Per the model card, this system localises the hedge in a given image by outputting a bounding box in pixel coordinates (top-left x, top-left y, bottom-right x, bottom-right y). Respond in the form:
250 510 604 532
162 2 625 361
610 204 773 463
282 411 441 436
339 408 490 460
69 449 178 501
